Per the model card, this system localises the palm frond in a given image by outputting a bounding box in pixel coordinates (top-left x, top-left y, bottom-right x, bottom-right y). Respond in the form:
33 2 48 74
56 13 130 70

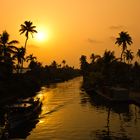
8 40 19 45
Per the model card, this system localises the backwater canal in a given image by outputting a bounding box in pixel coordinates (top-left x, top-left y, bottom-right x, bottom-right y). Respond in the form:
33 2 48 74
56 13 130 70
10 77 140 140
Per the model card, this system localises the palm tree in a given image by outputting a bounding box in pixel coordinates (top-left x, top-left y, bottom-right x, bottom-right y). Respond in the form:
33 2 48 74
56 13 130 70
13 47 25 73
90 53 100 64
19 21 37 51
115 31 133 61
26 54 37 62
19 21 37 70
124 49 134 64
0 31 19 62
29 60 42 71
80 55 87 66
80 55 89 76
102 50 116 64
26 54 37 69
136 49 140 62
51 61 58 69
62 60 66 67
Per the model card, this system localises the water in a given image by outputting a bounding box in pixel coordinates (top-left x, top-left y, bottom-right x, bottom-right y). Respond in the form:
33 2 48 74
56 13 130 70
10 77 140 139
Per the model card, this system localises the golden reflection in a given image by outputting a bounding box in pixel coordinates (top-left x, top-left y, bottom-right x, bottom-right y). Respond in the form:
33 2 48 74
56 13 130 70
36 91 55 116
39 120 45 124
36 93 44 101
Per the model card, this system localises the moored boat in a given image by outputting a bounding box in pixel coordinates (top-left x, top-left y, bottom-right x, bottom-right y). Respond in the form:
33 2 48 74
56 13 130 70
96 86 130 102
6 97 42 129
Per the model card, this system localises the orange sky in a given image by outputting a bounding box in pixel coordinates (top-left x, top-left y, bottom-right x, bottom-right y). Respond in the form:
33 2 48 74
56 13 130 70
0 0 140 67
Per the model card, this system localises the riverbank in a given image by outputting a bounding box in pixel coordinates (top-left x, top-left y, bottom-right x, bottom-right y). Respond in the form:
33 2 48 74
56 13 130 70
84 86 140 107
0 75 41 105
0 69 81 105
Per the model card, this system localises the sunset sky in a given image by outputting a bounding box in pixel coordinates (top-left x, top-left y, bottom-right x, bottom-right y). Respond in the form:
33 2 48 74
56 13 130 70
0 0 140 67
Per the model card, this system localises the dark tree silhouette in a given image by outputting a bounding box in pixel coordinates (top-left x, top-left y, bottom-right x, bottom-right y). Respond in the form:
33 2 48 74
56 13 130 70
51 61 58 69
13 47 25 73
0 31 19 78
80 55 89 76
102 50 116 64
90 53 100 64
26 54 37 70
0 31 19 62
80 55 87 67
124 49 134 64
115 31 132 61
19 21 37 70
26 54 37 62
19 21 37 51
62 60 66 67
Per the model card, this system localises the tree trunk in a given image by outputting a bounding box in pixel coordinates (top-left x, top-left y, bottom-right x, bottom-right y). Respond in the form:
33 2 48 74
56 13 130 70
24 37 28 51
120 49 124 61
20 37 28 73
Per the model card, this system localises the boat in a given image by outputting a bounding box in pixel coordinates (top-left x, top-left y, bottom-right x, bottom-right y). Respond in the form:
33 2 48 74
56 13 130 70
6 97 42 129
96 86 130 103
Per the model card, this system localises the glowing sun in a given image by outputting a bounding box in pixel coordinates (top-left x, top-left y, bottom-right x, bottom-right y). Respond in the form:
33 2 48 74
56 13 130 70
35 28 49 42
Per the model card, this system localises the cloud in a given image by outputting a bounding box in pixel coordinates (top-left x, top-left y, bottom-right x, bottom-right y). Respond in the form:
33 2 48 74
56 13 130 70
109 25 125 30
87 38 103 44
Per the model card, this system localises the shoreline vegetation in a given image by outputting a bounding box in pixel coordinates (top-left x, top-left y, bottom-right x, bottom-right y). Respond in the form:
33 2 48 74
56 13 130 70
1 21 140 106
80 31 140 105
0 21 80 105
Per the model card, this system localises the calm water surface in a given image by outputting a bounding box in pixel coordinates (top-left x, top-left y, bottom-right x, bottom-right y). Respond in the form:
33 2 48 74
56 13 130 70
12 77 140 140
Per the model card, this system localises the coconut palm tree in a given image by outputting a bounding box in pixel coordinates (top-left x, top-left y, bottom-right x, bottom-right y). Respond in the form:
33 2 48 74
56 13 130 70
13 47 25 73
26 54 37 62
80 55 87 66
136 49 140 62
102 50 116 64
51 61 58 69
62 60 66 67
90 53 100 64
19 21 37 51
19 21 37 70
124 49 134 64
26 54 37 69
0 31 19 62
80 55 89 76
115 31 133 61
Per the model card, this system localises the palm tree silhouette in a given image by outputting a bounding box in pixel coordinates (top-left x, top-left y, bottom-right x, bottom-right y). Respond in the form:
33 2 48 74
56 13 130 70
26 54 37 63
115 31 132 61
102 50 116 64
13 47 25 73
124 49 134 64
90 53 100 63
19 21 37 51
0 31 19 62
62 60 66 67
51 60 58 69
19 21 37 70
80 55 88 76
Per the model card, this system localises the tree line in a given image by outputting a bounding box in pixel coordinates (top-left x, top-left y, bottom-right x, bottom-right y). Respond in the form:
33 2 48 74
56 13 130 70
0 21 80 100
80 31 140 91
0 21 79 81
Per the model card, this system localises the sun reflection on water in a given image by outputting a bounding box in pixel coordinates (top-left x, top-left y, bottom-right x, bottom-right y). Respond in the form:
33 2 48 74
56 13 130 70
27 77 140 140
